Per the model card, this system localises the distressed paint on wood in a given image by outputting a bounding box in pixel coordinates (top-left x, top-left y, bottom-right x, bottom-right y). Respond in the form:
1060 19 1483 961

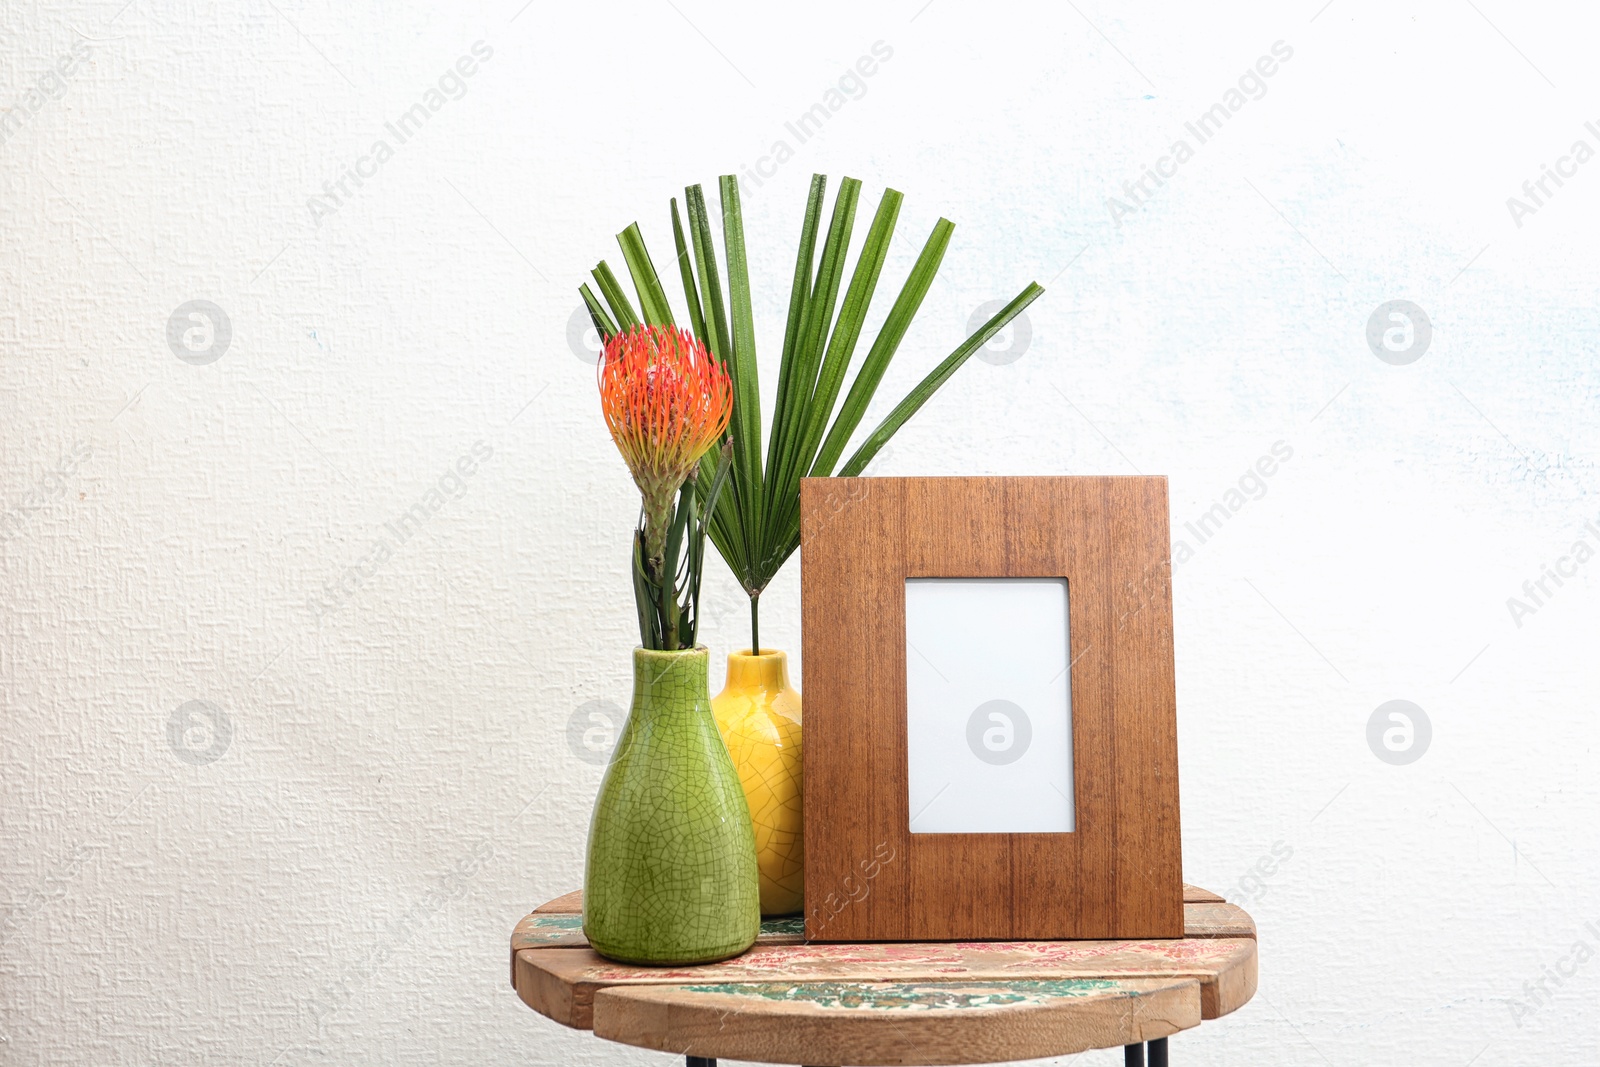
534 889 584 913
513 913 806 951
1181 901 1255 939
591 976 1202 1064
515 935 1255 1028
510 893 1247 960
673 977 1123 1008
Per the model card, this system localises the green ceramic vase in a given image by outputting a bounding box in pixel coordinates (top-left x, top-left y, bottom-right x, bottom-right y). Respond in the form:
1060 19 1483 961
583 646 760 965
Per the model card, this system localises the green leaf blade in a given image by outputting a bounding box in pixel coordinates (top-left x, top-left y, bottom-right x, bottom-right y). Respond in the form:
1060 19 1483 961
762 176 861 542
839 281 1045 477
580 282 619 345
686 185 731 363
591 261 641 331
763 174 828 493
670 198 708 345
810 217 954 478
616 223 675 327
791 187 902 489
717 175 766 575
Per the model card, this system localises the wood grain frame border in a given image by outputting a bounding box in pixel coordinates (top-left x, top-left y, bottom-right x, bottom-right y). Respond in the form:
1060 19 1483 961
799 476 1181 941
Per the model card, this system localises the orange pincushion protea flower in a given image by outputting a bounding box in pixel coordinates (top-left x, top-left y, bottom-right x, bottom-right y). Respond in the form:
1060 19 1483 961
599 325 732 507
595 323 734 651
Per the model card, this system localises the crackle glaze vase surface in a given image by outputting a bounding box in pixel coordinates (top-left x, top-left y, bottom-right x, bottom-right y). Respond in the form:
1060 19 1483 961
583 646 760 965
711 649 804 916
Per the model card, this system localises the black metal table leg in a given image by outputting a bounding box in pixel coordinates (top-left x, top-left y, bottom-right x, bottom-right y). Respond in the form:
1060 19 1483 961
686 1057 716 1067
1125 1038 1169 1066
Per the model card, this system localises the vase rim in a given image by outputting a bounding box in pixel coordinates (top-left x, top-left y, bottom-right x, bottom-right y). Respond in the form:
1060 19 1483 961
632 645 709 658
727 648 787 661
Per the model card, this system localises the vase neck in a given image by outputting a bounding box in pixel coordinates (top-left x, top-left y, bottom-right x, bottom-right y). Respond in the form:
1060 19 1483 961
723 649 790 692
632 646 711 710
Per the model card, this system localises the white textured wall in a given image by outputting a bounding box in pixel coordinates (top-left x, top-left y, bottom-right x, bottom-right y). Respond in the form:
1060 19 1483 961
2 0 1596 1064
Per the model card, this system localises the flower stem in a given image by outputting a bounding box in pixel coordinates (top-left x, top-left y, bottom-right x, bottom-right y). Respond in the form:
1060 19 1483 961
749 592 761 656
643 492 676 649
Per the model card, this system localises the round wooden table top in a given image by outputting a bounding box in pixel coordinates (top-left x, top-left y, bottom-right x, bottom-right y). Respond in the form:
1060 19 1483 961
510 885 1256 1066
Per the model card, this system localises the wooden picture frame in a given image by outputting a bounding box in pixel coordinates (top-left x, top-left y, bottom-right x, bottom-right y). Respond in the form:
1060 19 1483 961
799 476 1182 941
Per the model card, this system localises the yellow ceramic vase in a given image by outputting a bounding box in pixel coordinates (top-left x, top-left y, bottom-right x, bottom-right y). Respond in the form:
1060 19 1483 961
711 650 804 916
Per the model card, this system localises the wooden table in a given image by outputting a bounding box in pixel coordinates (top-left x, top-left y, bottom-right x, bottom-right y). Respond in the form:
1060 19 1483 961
511 885 1255 1066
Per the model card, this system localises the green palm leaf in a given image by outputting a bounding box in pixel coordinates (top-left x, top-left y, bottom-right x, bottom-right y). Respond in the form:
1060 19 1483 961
581 174 1044 652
